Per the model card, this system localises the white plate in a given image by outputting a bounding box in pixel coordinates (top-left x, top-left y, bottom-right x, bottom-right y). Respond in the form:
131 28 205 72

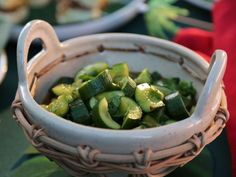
11 0 147 40
185 0 214 10
0 52 7 84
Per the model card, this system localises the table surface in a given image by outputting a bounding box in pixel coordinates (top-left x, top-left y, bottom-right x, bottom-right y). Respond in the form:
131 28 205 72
0 2 232 177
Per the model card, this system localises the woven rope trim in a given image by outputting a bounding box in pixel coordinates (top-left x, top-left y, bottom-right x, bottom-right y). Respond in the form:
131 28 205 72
11 89 229 177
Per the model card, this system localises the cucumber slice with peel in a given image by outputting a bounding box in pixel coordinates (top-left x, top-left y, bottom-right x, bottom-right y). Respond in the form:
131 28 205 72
75 62 109 81
164 91 190 120
109 63 129 81
135 68 152 84
119 97 142 129
92 98 121 129
135 83 165 112
79 70 113 100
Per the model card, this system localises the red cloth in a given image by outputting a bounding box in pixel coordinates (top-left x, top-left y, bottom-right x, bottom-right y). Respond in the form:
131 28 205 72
173 1 236 176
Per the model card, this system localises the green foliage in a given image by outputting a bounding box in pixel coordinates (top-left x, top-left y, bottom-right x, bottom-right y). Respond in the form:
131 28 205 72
10 156 70 177
145 0 188 39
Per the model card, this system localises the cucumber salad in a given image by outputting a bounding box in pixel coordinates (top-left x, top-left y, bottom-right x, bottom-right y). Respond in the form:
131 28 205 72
41 62 196 129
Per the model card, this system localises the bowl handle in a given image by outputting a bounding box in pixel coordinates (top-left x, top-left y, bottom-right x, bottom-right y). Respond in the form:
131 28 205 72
17 20 62 86
194 50 227 119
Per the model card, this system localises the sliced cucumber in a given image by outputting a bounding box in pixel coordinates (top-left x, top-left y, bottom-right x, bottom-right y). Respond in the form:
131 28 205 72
117 77 136 97
135 83 165 112
164 91 190 120
75 62 109 81
135 68 152 84
52 84 74 96
92 98 121 129
95 91 124 101
58 94 74 103
69 99 91 125
109 63 129 81
151 71 162 82
142 115 160 128
89 97 98 109
119 97 142 129
79 70 113 100
152 85 173 96
48 99 69 117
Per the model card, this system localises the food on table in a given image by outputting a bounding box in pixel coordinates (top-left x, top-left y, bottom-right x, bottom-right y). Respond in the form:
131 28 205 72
42 62 197 130
0 0 28 23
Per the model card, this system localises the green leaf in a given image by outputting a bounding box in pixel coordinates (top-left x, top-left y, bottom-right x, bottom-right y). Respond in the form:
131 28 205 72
0 109 30 177
10 156 71 177
167 148 213 177
145 0 189 39
24 146 40 155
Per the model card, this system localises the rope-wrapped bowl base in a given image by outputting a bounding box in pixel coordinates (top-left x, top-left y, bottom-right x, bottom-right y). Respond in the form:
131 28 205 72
12 90 229 177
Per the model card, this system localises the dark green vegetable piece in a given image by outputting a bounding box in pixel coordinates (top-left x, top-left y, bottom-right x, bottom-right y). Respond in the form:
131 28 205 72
69 99 91 125
79 70 114 100
75 62 109 81
135 68 152 84
151 71 162 82
95 91 124 101
178 80 196 97
117 77 136 97
164 91 190 120
108 96 121 116
119 97 142 129
142 115 160 128
152 85 173 96
156 77 180 90
135 83 165 112
92 98 121 129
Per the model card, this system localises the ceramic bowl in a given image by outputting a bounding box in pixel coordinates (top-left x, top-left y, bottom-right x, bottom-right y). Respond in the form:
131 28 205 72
16 20 227 154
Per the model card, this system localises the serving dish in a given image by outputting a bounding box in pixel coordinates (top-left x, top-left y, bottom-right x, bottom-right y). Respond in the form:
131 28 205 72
13 20 228 176
10 0 147 40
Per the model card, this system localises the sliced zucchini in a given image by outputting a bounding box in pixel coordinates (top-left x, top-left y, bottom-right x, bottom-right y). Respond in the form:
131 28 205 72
48 99 69 117
135 83 165 112
117 77 136 97
151 71 162 82
95 91 124 101
108 96 121 116
119 97 142 129
89 97 98 109
135 68 152 84
164 91 190 120
142 115 160 128
152 85 173 96
75 62 109 81
148 107 165 122
69 99 91 125
79 70 113 100
109 63 129 81
52 84 74 96
58 94 74 103
92 98 121 129
156 78 179 91
178 80 196 97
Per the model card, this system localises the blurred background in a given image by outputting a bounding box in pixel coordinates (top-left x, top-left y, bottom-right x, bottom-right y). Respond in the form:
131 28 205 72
0 0 233 177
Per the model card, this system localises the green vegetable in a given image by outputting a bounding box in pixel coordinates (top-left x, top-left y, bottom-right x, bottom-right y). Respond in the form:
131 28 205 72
52 84 74 96
119 97 142 129
79 70 113 100
89 97 98 109
135 68 152 84
58 94 74 103
151 71 162 82
69 99 91 125
152 85 173 96
135 83 165 112
92 98 121 129
178 80 196 98
164 91 190 120
48 99 69 117
117 77 136 97
75 62 109 81
95 91 125 101
142 115 160 128
109 63 129 82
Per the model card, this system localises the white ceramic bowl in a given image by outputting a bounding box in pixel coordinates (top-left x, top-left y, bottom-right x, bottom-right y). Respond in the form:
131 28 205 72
11 0 146 40
17 20 227 154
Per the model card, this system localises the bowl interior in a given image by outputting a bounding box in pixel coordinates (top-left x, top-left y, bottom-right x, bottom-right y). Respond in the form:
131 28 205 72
34 43 206 103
